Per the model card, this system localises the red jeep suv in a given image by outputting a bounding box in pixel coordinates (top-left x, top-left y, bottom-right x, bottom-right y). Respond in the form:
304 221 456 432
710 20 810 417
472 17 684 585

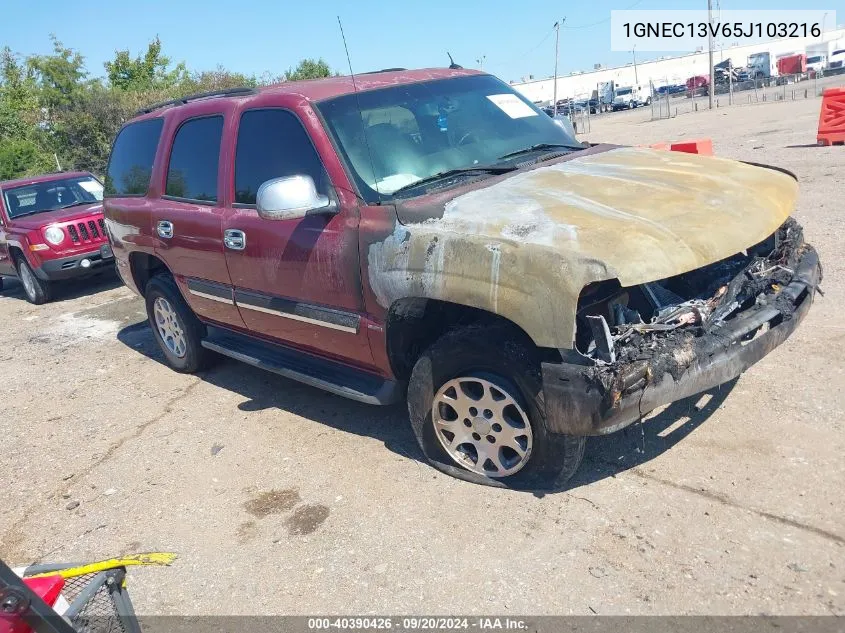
103 70 818 489
0 172 114 304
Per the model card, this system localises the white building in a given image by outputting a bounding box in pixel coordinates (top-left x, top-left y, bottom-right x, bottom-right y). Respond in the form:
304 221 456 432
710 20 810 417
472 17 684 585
510 26 845 104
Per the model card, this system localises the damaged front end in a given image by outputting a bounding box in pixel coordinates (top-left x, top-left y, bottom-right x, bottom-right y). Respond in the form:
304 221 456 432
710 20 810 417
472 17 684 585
542 217 821 436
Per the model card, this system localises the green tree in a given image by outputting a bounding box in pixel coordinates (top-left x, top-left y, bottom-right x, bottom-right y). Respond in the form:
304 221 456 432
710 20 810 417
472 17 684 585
0 138 53 180
284 58 335 81
26 35 87 110
0 47 52 179
177 67 258 94
105 37 187 91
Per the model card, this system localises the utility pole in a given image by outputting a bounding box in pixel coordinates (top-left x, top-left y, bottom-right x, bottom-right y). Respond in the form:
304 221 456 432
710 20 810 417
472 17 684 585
553 18 565 116
707 0 714 109
632 44 638 84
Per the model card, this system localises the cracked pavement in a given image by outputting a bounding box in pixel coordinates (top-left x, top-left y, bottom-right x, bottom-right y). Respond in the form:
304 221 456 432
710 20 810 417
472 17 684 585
1 93 843 615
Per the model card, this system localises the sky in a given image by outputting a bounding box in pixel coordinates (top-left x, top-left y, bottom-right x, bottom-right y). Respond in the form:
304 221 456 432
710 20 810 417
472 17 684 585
2 0 843 84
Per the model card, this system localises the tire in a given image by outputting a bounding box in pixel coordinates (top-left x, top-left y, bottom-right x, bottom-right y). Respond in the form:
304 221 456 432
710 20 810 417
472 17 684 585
407 326 586 490
16 257 51 305
144 274 209 373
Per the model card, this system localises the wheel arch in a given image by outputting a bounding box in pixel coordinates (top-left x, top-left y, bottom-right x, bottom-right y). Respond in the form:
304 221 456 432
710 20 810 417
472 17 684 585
128 251 172 296
385 297 555 381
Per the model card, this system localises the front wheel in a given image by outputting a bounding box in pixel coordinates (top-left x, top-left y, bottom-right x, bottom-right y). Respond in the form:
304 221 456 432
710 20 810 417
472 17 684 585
407 326 586 490
16 258 51 304
144 275 209 373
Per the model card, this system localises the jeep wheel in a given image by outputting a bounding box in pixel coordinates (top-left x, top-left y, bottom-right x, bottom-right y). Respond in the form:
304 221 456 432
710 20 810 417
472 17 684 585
144 274 208 373
16 258 51 305
407 326 586 490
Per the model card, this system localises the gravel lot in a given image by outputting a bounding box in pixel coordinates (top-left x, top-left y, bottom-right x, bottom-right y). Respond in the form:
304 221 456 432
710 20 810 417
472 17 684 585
1 86 843 616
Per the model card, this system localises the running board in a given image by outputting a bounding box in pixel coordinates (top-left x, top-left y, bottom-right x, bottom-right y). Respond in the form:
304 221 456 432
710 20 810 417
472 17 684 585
201 327 403 405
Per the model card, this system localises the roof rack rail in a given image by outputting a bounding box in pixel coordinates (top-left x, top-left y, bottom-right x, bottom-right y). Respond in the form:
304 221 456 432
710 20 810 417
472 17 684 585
363 67 407 74
136 87 257 115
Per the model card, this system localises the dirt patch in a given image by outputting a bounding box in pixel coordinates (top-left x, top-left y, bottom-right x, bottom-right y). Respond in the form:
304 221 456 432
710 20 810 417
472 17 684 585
285 504 330 536
237 520 259 543
243 488 301 518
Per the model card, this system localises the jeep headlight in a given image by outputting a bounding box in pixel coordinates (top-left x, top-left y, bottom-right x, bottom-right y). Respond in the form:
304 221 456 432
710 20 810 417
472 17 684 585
44 226 65 245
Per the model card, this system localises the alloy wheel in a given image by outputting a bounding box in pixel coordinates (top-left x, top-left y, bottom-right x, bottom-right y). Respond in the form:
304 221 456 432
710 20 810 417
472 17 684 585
19 264 37 300
153 296 187 358
432 376 533 477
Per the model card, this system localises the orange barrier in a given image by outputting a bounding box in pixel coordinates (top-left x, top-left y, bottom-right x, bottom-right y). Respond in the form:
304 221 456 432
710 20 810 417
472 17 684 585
817 87 845 146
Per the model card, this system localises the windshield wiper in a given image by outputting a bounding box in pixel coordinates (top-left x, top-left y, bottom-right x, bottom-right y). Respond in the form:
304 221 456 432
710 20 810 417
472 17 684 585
498 143 581 161
10 202 89 219
57 201 91 210
391 165 517 196
10 209 48 219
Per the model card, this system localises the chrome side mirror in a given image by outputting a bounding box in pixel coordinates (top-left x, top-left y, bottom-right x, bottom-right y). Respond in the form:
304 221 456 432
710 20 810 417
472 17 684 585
256 175 335 221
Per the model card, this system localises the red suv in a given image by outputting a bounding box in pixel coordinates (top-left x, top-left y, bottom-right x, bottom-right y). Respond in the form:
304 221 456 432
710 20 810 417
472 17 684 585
103 70 819 489
0 172 113 304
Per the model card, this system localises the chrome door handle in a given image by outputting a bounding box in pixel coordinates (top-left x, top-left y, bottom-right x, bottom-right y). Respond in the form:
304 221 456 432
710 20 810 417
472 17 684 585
223 229 246 251
157 220 174 239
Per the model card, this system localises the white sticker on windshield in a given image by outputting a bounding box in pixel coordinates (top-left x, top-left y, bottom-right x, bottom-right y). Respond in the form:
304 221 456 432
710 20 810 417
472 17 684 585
79 180 104 200
487 94 538 119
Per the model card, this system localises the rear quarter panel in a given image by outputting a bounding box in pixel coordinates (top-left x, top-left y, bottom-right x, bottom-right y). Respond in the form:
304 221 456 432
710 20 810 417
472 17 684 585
104 198 156 294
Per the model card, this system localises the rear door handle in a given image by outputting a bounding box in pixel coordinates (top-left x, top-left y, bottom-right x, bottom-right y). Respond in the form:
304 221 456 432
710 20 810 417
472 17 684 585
157 220 174 239
223 229 246 251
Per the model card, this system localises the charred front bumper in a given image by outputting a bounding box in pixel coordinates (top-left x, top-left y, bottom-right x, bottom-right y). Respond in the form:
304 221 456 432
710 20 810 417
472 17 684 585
542 242 820 437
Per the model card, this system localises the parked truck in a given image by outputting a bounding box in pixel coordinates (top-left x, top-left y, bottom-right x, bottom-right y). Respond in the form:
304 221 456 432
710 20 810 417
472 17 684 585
611 85 650 111
596 81 615 113
748 51 777 79
777 54 807 77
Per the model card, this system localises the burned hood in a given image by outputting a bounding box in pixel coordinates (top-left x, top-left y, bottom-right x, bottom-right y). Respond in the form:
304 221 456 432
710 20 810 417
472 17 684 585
395 146 798 286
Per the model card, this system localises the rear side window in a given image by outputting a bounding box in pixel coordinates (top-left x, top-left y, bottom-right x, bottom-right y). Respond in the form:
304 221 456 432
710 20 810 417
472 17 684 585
105 118 163 196
166 116 224 203
234 109 328 205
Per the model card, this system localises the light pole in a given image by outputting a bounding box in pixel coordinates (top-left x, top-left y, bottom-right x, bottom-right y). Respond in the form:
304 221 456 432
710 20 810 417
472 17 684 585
822 12 828 39
632 44 638 84
476 55 486 70
552 19 565 115
707 0 715 109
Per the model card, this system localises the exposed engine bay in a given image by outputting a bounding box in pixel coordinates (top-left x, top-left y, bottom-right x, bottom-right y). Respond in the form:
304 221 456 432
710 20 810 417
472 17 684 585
573 217 818 397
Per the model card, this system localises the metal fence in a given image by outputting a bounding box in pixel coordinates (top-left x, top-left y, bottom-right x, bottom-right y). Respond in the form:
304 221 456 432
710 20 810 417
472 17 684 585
649 69 843 120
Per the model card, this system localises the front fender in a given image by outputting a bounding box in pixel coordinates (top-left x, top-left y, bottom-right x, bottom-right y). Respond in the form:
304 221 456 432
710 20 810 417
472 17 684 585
364 223 613 349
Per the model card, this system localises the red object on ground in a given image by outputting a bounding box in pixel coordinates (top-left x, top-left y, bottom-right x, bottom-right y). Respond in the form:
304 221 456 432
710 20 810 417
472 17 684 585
817 87 845 146
646 139 714 156
0 575 65 633
778 54 807 76
669 139 714 156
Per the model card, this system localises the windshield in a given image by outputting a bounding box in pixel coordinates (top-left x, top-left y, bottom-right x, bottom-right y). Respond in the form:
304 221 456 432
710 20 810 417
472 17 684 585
616 88 632 96
3 175 103 219
807 56 823 64
316 74 579 202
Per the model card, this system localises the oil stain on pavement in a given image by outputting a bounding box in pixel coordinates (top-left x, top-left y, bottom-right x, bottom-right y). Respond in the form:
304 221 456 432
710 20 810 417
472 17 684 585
285 505 330 536
243 488 302 518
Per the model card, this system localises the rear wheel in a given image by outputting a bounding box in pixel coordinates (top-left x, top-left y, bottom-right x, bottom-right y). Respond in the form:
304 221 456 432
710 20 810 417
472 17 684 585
144 274 209 373
407 326 586 490
16 258 51 305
